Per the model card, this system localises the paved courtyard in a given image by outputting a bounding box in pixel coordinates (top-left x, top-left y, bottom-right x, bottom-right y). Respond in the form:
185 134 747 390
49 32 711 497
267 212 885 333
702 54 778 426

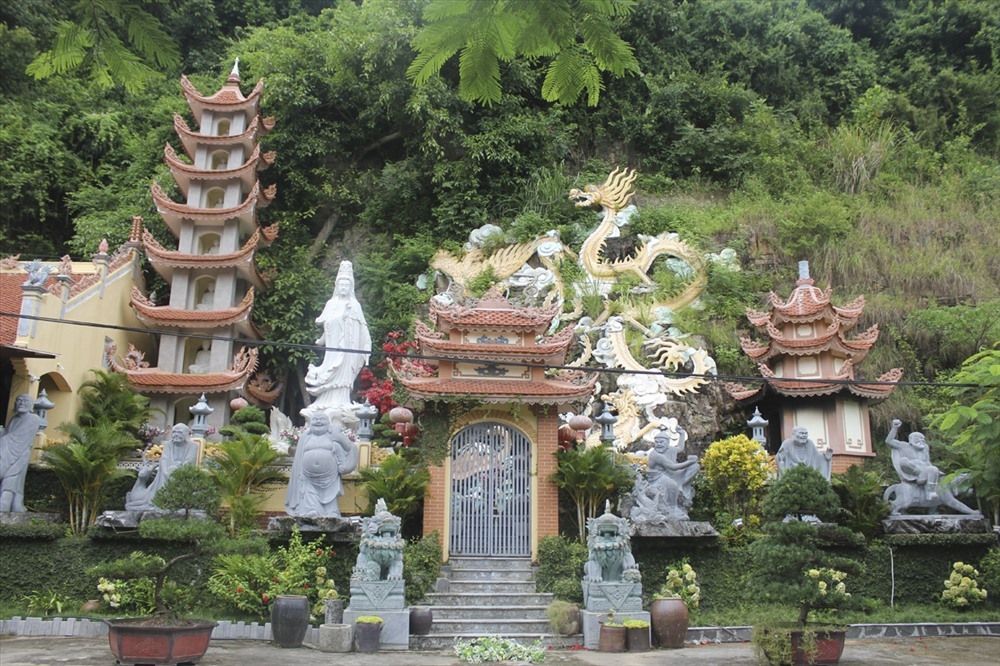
1 635 998 665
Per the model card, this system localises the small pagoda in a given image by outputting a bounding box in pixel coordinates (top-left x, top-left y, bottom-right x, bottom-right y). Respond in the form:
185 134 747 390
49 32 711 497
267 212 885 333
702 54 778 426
396 286 596 560
727 261 902 471
112 62 279 429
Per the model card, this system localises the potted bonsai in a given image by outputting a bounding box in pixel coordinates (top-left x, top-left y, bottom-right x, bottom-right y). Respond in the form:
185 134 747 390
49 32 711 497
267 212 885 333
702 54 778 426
750 465 863 665
90 465 233 666
650 562 700 648
354 615 383 653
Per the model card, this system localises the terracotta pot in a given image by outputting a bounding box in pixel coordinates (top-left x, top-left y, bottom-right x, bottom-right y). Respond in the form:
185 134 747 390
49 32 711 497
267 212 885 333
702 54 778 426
626 625 651 652
650 597 689 648
354 621 382 653
104 618 217 665
410 606 433 635
598 624 626 653
790 629 846 665
270 595 310 648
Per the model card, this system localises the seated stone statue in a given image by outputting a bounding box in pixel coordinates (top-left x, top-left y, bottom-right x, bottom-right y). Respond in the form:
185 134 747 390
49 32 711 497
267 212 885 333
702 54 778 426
125 423 200 511
285 411 359 518
188 341 212 374
630 420 699 522
583 501 640 584
0 394 42 512
194 285 215 310
884 419 978 515
351 498 404 581
776 426 833 480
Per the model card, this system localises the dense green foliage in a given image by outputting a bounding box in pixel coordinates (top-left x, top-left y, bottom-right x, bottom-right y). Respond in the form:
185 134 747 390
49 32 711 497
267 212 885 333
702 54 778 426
550 444 634 542
403 530 443 605
1 0 997 436
536 535 588 603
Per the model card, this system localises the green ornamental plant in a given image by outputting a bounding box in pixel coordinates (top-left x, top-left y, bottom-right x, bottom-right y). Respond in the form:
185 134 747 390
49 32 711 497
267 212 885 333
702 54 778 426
355 615 383 624
656 562 701 609
551 444 634 543
701 434 771 532
941 561 989 609
750 465 863 664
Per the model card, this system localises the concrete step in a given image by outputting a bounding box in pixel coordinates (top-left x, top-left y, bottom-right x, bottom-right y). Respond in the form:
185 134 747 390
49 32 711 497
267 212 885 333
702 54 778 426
429 605 549 620
427 592 554 607
410 632 583 650
448 557 533 571
431 618 552 634
450 568 534 582
447 580 537 594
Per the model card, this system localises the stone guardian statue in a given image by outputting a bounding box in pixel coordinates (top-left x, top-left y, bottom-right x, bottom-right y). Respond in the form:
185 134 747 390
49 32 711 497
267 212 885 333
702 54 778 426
0 394 42 512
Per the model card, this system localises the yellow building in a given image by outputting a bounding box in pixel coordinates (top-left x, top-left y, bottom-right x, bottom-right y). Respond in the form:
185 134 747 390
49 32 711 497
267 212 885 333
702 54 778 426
0 229 153 451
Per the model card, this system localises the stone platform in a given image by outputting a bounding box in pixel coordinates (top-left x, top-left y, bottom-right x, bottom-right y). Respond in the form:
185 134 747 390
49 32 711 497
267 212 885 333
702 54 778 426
580 609 651 650
882 514 989 534
343 609 409 650
267 515 360 536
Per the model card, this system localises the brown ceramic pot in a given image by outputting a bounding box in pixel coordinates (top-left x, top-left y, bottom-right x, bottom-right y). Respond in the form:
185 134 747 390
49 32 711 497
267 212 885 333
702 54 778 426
597 624 626 652
626 625 651 652
790 629 846 665
650 597 689 648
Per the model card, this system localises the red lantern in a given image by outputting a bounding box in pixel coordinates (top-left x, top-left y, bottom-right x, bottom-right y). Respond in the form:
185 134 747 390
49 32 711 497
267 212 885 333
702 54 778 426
230 397 249 411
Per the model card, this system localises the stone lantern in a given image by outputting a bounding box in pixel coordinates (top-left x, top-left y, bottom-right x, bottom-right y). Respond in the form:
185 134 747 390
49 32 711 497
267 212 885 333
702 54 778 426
747 407 769 446
357 399 379 442
594 404 618 443
33 389 55 431
189 393 214 437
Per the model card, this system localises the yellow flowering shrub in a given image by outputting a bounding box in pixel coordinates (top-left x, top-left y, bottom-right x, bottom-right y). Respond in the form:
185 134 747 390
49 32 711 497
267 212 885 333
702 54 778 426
942 561 988 608
701 434 771 525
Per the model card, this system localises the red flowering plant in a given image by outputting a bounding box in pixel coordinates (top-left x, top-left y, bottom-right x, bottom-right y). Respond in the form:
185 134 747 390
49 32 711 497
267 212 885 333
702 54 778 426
358 331 434 451
207 528 344 621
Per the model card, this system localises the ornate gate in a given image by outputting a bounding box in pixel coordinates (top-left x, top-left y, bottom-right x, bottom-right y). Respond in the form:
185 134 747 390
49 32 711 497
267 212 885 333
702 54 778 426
449 423 531 557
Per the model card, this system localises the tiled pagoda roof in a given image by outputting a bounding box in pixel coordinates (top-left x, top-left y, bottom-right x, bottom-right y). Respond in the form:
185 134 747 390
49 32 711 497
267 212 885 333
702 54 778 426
173 114 275 162
111 344 259 395
739 323 881 364
414 320 577 364
151 181 275 238
180 74 264 123
428 294 561 331
142 229 269 290
767 277 833 318
396 375 597 404
724 364 902 401
164 143 275 197
130 286 259 338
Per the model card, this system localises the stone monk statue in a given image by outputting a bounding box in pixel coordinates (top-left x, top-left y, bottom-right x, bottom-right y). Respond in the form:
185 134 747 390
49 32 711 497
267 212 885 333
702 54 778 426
0 394 42 512
630 419 700 522
285 411 359 518
126 423 200 511
884 419 978 515
776 426 833 481
304 261 371 412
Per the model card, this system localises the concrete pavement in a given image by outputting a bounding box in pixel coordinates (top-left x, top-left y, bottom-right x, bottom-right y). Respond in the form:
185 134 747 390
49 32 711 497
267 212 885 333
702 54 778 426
0 635 998 665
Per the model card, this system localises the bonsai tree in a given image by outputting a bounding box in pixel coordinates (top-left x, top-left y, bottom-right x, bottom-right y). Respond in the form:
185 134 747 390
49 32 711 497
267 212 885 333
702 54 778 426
751 464 863 625
90 465 264 619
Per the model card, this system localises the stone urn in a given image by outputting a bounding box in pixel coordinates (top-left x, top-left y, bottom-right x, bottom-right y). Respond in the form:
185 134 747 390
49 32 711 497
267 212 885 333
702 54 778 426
270 595 310 648
409 606 433 635
650 596 688 648
324 598 344 625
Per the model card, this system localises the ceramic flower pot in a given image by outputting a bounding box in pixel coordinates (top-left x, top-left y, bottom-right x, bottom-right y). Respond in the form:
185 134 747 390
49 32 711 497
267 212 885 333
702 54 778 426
650 597 689 648
354 621 382 653
598 624 626 653
626 625 651 652
104 618 217 665
270 595 310 648
790 629 846 665
409 605 433 635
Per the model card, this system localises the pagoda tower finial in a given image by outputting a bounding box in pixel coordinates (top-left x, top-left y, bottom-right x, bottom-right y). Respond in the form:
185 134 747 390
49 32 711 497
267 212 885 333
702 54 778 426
796 259 813 286
228 57 240 84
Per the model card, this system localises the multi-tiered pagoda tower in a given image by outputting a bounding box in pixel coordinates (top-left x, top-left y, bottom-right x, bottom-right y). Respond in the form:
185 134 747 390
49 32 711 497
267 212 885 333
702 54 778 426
114 63 278 429
727 261 902 472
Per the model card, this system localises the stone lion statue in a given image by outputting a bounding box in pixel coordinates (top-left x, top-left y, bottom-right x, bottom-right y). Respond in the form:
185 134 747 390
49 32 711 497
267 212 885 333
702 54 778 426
351 498 405 581
583 501 641 584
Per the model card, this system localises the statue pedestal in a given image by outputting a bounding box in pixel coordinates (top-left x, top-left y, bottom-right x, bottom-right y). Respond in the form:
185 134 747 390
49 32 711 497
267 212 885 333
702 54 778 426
342 608 408 650
94 510 208 529
580 609 650 650
882 514 988 534
0 512 61 526
267 515 359 536
632 519 718 537
582 581 643 613
348 579 405 611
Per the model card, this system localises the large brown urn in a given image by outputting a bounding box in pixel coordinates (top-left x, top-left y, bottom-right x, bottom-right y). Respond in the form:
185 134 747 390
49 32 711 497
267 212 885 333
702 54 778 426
650 597 689 648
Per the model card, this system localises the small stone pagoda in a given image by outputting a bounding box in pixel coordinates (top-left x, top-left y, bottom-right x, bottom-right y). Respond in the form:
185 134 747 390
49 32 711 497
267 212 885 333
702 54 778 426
727 261 902 471
395 286 596 560
112 62 279 429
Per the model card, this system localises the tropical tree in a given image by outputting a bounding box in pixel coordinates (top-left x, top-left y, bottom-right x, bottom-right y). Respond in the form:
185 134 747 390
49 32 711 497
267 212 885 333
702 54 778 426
550 444 634 542
43 420 138 533
408 0 640 105
26 0 180 93
358 453 430 532
931 348 1000 524
76 369 156 439
205 433 284 535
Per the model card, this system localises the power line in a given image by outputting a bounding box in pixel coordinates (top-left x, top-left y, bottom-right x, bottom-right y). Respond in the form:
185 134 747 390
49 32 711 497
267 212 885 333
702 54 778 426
0 310 987 389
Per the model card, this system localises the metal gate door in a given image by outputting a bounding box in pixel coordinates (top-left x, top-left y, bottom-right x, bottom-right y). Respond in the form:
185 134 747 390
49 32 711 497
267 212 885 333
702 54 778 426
449 423 531 557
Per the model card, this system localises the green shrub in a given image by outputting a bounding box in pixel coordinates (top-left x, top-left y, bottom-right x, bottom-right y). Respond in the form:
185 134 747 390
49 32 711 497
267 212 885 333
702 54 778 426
536 535 586 603
404 531 442 605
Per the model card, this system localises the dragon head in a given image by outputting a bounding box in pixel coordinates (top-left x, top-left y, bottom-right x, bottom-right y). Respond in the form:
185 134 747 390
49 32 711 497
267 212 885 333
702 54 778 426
568 167 637 212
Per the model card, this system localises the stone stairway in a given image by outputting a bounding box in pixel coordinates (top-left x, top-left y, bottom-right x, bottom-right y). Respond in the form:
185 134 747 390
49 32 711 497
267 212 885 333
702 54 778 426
409 556 581 649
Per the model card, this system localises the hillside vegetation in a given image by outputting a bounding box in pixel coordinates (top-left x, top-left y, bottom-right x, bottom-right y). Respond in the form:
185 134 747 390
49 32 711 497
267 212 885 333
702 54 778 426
1 0 997 433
